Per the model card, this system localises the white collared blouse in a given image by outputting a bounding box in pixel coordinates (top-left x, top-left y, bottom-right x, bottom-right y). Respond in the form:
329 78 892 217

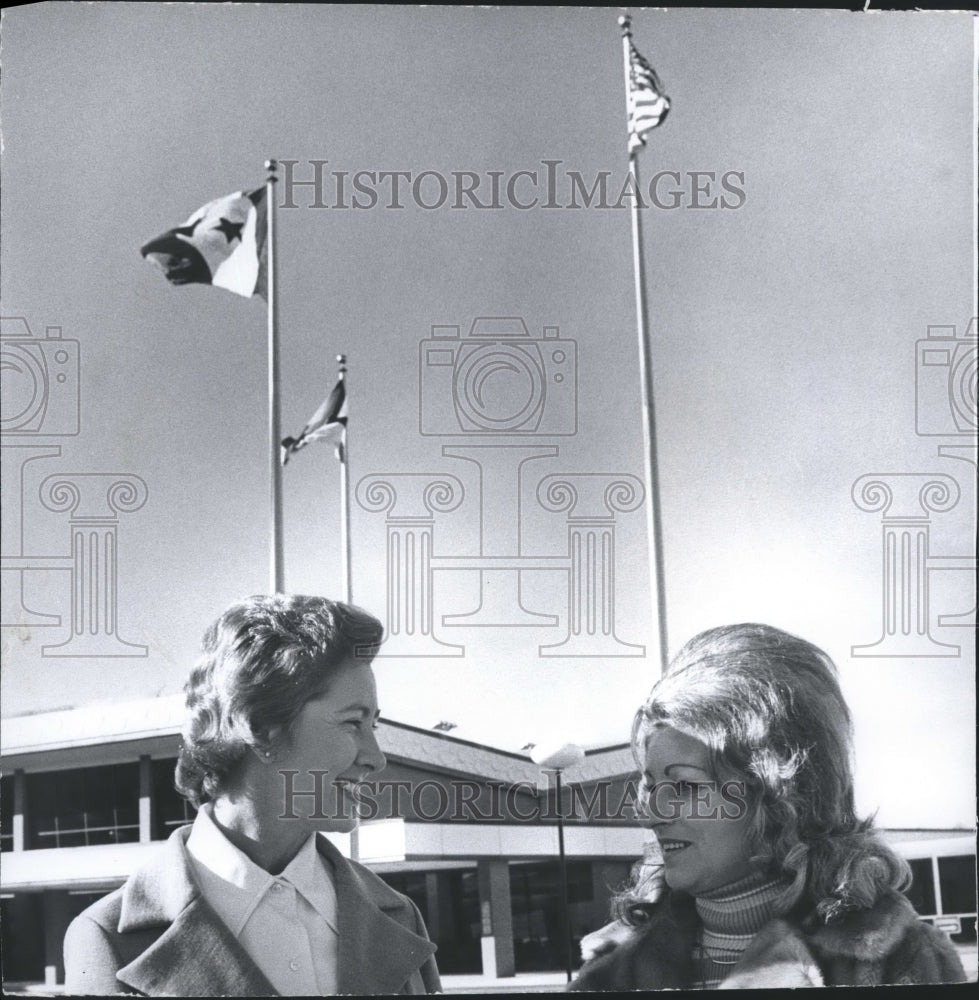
186 805 340 996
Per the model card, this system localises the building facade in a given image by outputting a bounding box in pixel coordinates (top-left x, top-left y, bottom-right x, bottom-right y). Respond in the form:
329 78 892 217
1 696 975 988
1 696 647 986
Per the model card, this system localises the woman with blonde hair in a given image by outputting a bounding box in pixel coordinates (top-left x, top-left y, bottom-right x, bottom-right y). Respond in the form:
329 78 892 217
65 594 441 996
572 623 966 990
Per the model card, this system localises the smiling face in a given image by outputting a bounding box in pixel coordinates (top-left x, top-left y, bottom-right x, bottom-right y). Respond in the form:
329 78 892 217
640 723 757 896
270 658 386 833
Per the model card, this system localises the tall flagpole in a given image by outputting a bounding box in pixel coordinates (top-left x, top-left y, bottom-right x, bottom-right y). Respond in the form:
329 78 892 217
337 354 352 604
339 352 356 863
620 15 669 676
266 158 285 594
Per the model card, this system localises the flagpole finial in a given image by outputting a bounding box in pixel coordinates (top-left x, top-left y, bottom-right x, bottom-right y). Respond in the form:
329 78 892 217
337 354 347 375
265 158 278 180
618 14 632 37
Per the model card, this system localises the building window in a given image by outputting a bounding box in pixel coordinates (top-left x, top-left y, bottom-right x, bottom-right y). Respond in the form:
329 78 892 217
938 854 976 915
151 758 196 840
440 869 482 974
377 872 429 924
26 764 139 848
938 854 977 944
0 895 45 981
510 860 594 972
1 775 15 851
378 869 482 974
905 857 937 915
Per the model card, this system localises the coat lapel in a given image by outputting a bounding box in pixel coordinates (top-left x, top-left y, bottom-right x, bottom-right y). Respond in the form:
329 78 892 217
110 826 435 996
118 899 278 997
717 892 917 989
114 827 276 996
318 837 437 995
717 919 824 989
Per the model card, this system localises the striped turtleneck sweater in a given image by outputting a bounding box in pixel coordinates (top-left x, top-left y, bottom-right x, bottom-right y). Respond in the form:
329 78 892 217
691 870 790 989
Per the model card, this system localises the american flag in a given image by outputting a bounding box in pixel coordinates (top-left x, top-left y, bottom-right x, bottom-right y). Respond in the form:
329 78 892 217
627 39 670 153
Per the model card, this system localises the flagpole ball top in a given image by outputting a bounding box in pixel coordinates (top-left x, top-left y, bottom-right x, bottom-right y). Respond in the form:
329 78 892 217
618 14 632 33
265 158 278 174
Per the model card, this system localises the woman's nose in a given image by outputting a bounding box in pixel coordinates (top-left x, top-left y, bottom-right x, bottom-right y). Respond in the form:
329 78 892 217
638 780 685 825
359 729 387 774
633 786 656 827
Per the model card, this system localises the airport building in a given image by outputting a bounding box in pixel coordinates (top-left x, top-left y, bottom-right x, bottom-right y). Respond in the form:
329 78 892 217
1 696 976 988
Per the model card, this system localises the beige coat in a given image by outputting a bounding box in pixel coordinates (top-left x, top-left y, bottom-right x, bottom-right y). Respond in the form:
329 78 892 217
63 827 441 996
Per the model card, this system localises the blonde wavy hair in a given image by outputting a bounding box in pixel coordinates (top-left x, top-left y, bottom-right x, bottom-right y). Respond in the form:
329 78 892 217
616 623 910 927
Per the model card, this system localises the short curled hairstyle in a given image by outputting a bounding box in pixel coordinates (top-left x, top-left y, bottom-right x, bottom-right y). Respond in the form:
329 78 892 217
617 623 910 926
174 594 384 808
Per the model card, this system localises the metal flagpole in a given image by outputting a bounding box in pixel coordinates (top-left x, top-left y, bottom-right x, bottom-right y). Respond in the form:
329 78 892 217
266 158 285 594
620 15 669 675
337 354 352 605
336 353 357 862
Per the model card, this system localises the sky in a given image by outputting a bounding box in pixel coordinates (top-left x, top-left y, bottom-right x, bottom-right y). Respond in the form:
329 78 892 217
1 5 976 829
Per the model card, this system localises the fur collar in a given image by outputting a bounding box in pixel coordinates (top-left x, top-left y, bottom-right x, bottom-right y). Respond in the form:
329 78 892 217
717 892 920 989
573 888 928 992
804 890 916 959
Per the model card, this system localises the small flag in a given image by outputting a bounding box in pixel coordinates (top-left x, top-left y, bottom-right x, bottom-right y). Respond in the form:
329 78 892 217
282 377 348 465
141 187 267 298
627 39 670 153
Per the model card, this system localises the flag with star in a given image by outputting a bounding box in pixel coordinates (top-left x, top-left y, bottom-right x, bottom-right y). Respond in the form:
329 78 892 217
282 376 348 465
140 187 267 298
626 38 670 153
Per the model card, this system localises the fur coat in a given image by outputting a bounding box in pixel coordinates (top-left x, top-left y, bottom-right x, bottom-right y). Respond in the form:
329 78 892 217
569 888 967 990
